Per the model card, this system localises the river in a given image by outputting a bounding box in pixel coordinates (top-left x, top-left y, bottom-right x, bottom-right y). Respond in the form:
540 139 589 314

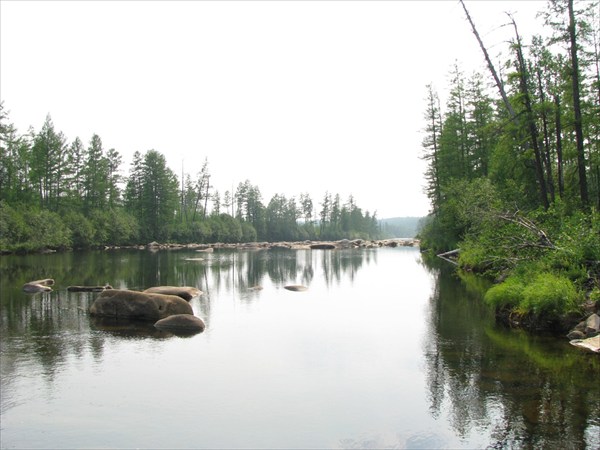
0 247 598 449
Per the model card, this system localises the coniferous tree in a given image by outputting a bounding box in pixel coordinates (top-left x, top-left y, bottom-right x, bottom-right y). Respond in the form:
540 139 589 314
66 137 86 205
29 115 67 210
106 148 122 208
83 134 109 212
125 151 144 222
422 84 443 212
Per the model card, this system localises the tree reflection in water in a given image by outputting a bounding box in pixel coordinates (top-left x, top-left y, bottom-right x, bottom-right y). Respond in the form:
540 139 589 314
1 248 598 449
0 247 372 383
422 262 600 449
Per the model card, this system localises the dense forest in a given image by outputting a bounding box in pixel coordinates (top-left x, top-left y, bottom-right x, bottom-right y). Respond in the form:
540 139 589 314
0 106 382 253
420 0 600 326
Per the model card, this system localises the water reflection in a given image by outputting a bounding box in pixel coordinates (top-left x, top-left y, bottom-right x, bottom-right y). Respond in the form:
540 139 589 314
422 262 600 449
89 316 174 339
1 249 599 449
0 248 375 396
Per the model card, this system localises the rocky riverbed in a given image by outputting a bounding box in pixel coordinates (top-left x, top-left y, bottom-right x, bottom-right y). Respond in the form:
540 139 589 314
103 238 420 252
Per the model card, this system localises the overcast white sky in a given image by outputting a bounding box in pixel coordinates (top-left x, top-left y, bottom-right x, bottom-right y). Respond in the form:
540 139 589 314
0 1 547 218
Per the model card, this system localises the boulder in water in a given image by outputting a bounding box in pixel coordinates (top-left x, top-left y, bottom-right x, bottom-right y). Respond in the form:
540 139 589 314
284 285 308 292
154 314 206 334
89 289 193 321
23 278 54 293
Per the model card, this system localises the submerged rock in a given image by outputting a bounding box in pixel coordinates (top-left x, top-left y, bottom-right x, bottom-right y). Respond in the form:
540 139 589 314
143 286 202 301
22 278 54 293
67 284 113 292
284 285 308 292
90 289 193 321
154 314 205 334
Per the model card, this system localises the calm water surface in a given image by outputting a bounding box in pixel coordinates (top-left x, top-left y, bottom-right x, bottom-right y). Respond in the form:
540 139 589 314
0 247 598 449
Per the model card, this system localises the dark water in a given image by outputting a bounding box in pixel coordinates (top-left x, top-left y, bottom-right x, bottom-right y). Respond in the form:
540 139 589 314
0 247 598 449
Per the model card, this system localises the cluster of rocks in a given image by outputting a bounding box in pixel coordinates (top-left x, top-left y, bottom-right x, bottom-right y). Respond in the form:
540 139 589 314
103 238 419 252
23 279 113 294
22 279 206 336
89 286 205 335
567 313 600 353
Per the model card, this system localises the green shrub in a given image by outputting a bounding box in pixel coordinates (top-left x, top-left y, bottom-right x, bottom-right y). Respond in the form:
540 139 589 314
521 273 581 316
0 201 30 251
241 221 257 242
25 209 71 250
484 276 525 310
65 211 94 248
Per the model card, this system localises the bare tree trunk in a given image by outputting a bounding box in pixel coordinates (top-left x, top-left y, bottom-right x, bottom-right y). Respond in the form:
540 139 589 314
568 0 590 208
459 0 517 122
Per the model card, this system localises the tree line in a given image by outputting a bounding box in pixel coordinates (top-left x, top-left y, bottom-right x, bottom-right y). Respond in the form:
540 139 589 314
0 109 381 253
419 0 600 323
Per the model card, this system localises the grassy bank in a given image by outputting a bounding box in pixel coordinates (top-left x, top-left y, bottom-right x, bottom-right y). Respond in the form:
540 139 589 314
422 206 600 333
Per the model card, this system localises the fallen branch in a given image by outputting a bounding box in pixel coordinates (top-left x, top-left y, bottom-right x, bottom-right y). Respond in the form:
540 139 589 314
497 212 556 250
437 249 460 265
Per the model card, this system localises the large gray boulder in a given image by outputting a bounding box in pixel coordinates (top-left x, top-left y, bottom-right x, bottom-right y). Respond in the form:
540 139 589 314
89 289 193 321
143 286 202 301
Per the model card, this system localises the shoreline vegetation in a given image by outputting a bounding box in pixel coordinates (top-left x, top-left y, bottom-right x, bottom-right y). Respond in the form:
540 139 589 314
418 0 599 347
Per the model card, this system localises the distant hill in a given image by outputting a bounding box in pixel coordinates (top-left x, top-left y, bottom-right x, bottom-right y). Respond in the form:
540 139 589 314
379 216 425 238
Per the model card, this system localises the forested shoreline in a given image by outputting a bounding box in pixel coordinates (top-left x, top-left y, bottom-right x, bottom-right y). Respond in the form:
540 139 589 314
0 105 386 254
419 0 600 330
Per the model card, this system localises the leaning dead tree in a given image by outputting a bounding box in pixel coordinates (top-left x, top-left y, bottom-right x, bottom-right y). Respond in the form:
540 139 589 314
459 0 518 122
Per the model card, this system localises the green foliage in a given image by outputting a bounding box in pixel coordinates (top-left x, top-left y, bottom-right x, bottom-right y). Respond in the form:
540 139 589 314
0 201 29 252
0 104 404 251
24 209 71 251
65 211 94 248
241 221 257 242
485 271 582 318
420 178 503 253
484 276 525 310
87 208 139 246
522 273 581 316
212 214 243 243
